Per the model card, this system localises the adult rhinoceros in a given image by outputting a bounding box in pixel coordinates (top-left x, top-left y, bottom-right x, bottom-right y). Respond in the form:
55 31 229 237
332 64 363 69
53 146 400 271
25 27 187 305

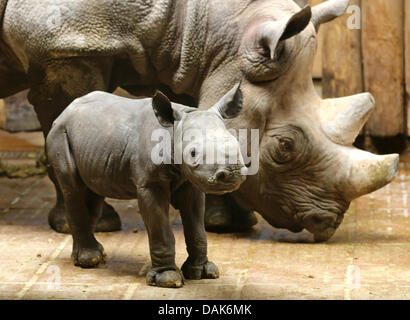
0 0 398 241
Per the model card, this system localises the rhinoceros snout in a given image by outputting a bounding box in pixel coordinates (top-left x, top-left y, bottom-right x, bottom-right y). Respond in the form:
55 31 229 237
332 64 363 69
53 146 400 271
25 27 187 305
298 209 344 243
205 165 247 194
215 166 247 182
214 169 230 183
211 166 246 182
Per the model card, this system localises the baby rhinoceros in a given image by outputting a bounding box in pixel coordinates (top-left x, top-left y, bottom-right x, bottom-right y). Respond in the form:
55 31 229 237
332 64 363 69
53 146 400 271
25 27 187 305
46 84 247 288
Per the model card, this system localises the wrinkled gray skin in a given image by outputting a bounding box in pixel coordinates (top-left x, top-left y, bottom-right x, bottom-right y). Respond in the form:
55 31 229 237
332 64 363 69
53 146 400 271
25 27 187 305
0 0 398 241
46 86 246 288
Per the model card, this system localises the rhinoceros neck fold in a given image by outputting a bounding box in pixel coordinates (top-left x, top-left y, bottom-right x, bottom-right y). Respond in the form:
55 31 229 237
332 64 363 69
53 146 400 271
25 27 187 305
147 0 209 99
149 0 243 101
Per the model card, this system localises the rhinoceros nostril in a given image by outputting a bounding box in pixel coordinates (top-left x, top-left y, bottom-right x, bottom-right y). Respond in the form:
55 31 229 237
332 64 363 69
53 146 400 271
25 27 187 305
215 170 229 182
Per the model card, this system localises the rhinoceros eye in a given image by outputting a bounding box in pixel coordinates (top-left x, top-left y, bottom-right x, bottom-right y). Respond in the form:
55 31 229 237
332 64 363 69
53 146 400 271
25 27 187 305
270 136 295 165
278 138 294 152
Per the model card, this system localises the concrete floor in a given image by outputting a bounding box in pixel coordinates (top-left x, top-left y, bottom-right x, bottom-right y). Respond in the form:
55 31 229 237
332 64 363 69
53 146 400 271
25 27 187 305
0 135 409 300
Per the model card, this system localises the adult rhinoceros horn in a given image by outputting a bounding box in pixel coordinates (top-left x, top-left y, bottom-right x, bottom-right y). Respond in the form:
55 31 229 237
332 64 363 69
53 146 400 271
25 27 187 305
319 93 399 200
256 6 312 59
342 148 399 200
320 93 375 146
312 0 350 30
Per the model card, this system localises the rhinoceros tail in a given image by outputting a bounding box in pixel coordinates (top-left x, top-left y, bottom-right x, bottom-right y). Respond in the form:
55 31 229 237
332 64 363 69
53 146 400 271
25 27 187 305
46 123 79 186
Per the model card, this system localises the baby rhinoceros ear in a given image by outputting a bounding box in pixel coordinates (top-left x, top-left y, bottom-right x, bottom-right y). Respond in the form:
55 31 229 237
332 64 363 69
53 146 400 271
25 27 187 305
211 83 243 119
152 91 175 127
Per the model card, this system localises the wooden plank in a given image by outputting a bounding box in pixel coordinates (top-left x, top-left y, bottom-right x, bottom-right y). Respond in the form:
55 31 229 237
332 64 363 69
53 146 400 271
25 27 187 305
362 0 405 137
0 90 40 132
322 0 363 99
0 99 5 129
405 0 410 137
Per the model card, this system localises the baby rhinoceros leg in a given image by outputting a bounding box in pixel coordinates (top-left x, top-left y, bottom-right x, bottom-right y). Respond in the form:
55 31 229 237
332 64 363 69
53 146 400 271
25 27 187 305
172 182 220 280
138 186 184 288
47 130 107 268
70 192 107 268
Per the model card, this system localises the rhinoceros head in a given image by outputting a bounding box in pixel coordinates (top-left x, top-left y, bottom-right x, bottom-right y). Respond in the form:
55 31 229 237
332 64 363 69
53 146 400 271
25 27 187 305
152 84 248 195
199 0 399 241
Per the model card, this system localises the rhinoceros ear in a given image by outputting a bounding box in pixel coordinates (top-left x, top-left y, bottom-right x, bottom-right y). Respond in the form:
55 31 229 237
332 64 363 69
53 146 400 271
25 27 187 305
152 91 175 127
211 83 243 119
294 0 309 9
312 0 350 31
256 5 312 60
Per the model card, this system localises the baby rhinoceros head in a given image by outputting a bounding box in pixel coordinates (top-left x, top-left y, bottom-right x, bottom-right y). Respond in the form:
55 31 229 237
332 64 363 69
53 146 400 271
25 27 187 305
152 84 248 195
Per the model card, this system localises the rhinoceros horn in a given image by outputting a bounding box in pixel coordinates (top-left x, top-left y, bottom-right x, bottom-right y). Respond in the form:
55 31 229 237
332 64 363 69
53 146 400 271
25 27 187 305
319 93 399 200
256 6 312 60
342 148 399 201
320 93 375 146
312 0 350 30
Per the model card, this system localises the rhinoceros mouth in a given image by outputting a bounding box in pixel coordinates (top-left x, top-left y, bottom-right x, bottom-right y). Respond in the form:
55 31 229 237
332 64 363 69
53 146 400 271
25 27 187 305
296 208 345 237
189 176 243 195
205 182 243 195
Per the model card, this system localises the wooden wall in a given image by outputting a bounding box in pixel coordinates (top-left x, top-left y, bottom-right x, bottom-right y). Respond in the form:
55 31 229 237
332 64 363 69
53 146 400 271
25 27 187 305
406 0 410 138
0 91 40 132
315 0 409 138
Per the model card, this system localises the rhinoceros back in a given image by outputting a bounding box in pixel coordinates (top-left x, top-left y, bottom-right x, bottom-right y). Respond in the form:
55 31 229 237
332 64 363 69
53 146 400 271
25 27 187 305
2 0 173 64
50 92 162 199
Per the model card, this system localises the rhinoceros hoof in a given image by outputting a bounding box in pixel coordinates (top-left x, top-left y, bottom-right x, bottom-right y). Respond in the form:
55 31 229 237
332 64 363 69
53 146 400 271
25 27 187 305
313 231 335 243
181 260 219 280
72 242 107 268
48 205 71 234
48 202 121 234
146 267 184 288
95 202 122 232
205 205 257 232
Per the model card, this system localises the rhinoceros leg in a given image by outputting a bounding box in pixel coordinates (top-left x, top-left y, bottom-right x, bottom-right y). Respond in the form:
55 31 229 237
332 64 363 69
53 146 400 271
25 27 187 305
0 48 30 98
64 186 107 268
47 127 107 267
27 58 121 234
65 189 107 267
171 182 219 280
204 194 257 232
138 185 184 288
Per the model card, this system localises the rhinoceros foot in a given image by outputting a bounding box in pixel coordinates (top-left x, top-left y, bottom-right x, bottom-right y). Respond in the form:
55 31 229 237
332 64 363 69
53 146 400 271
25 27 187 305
95 202 122 232
181 260 219 280
72 241 107 268
48 204 71 234
312 230 337 243
205 195 257 232
146 266 184 288
48 201 121 234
